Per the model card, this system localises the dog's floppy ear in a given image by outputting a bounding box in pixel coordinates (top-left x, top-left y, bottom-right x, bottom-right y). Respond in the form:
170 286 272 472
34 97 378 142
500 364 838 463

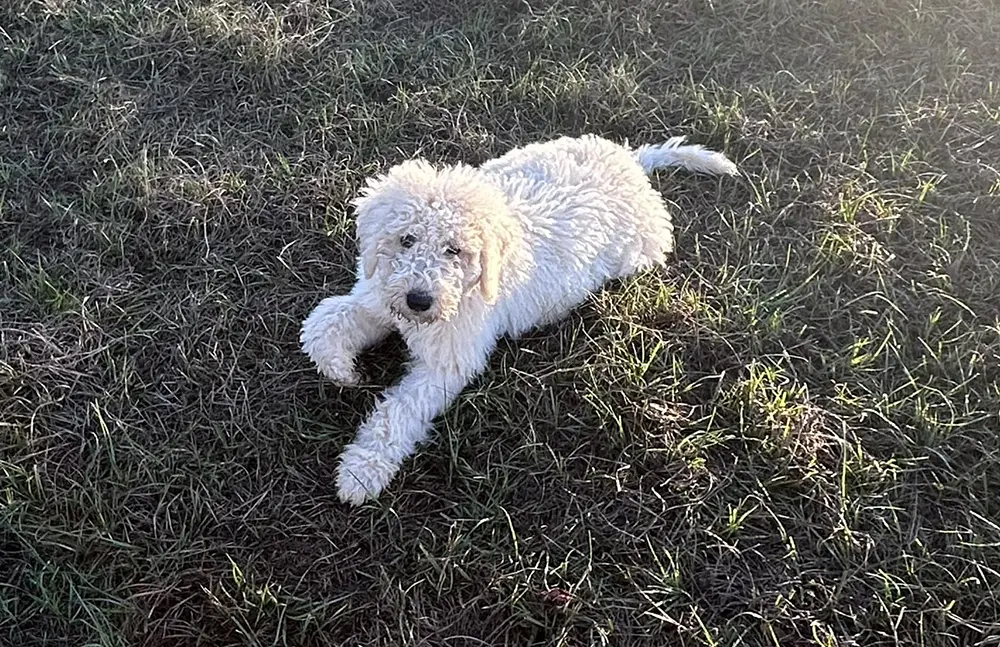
362 242 380 279
473 182 520 305
352 175 392 281
478 216 517 304
478 235 503 304
356 201 382 280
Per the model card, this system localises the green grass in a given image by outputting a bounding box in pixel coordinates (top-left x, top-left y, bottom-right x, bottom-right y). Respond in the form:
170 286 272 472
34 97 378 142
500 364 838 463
2 0 999 644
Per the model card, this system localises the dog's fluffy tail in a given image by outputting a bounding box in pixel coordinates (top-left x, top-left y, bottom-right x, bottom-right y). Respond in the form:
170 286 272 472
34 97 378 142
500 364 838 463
633 137 738 176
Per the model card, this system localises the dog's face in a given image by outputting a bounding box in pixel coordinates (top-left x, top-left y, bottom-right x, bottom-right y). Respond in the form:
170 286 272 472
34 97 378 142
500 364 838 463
351 161 513 324
365 208 483 324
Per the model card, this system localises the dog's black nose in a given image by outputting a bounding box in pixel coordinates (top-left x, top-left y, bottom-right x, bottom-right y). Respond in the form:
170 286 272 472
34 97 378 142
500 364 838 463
405 291 434 312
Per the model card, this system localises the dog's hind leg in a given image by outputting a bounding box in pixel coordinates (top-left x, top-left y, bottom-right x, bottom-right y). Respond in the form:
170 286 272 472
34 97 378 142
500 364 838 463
300 283 391 386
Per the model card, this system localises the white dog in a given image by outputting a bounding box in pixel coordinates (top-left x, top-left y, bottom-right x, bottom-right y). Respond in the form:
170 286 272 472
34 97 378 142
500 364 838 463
301 134 737 505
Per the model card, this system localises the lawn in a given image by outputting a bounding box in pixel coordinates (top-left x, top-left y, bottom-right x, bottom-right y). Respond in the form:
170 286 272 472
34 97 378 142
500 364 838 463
2 0 999 645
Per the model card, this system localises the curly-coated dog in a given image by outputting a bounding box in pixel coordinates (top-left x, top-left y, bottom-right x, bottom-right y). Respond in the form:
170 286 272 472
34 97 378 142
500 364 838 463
301 134 737 505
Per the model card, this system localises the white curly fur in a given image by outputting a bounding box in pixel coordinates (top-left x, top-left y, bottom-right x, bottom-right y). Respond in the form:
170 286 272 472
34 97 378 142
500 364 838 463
300 134 737 505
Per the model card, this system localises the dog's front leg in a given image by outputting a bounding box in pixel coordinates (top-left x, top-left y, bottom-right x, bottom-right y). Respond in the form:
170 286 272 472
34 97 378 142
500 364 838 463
335 336 493 505
300 283 391 386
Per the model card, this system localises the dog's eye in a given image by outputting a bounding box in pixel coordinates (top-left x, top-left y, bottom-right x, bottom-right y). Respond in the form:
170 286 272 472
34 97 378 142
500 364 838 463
445 245 461 257
400 235 416 249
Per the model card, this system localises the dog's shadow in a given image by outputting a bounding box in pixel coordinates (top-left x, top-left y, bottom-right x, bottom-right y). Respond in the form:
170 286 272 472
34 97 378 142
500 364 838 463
354 333 412 387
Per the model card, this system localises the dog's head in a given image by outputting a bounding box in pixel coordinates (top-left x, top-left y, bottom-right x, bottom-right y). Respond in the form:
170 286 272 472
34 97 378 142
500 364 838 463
351 160 517 324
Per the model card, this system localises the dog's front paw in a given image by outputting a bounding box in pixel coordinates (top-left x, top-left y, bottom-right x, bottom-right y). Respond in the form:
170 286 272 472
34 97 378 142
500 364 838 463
302 345 361 386
336 444 399 505
300 323 360 386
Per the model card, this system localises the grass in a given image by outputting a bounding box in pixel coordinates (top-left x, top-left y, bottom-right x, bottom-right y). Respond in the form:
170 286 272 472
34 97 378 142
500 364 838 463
1 0 999 644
